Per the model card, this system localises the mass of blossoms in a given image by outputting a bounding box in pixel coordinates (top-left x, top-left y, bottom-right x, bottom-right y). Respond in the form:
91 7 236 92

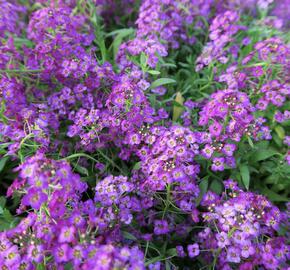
0 0 289 269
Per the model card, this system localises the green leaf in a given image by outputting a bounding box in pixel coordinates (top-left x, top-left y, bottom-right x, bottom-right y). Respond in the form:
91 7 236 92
166 248 177 257
106 28 134 37
145 256 162 266
140 52 148 67
0 197 6 208
172 92 184 122
122 231 137 241
133 161 141 170
261 187 289 202
0 208 14 231
150 78 176 89
247 137 254 148
250 149 277 162
210 180 223 194
148 70 161 75
72 163 89 176
36 264 46 270
196 177 209 205
0 156 9 172
161 63 177 68
240 164 250 190
275 125 285 140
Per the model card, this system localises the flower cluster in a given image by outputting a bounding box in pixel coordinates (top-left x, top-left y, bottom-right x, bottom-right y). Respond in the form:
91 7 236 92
26 6 95 81
2 155 145 269
0 0 26 38
197 180 289 269
9 152 87 213
94 175 153 227
0 0 289 269
198 89 271 170
132 125 200 193
195 11 243 71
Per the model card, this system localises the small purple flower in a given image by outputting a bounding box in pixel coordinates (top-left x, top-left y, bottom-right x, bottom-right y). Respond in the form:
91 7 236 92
22 188 47 210
187 243 200 258
216 232 230 248
58 226 76 243
128 133 141 145
176 246 186 257
241 241 255 258
202 144 214 158
4 245 21 266
222 144 236 157
27 244 44 263
53 244 71 263
226 247 241 263
209 121 223 137
154 220 169 235
211 157 225 171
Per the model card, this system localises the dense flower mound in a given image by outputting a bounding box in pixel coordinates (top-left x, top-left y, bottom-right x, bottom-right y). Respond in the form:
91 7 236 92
0 0 289 269
198 180 289 269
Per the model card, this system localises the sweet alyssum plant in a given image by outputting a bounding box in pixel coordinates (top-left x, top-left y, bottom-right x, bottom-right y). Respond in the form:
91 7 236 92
0 0 289 269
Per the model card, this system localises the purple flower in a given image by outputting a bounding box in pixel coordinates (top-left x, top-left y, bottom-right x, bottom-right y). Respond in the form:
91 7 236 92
4 245 20 266
53 244 71 263
209 122 223 137
226 247 241 263
187 243 200 258
58 226 76 243
202 144 214 158
154 220 169 235
216 232 230 248
176 246 186 257
241 241 255 258
22 188 47 210
222 144 236 156
211 157 225 171
27 244 44 263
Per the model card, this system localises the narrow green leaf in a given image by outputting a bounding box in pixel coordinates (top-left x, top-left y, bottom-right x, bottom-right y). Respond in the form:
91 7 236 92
0 156 9 172
140 52 148 67
148 70 161 75
122 231 137 241
275 125 285 140
196 177 209 205
172 92 184 122
166 248 177 256
133 161 141 170
210 180 223 194
145 256 163 266
150 78 176 89
72 163 89 176
250 149 277 162
247 137 254 148
261 187 289 202
240 165 250 190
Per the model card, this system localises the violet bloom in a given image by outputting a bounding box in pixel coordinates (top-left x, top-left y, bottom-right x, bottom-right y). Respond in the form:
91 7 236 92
222 144 236 157
4 245 20 266
53 244 71 263
216 232 230 248
211 157 225 171
22 188 47 210
27 244 44 263
226 247 241 263
241 241 255 258
154 220 169 235
202 144 214 159
176 246 186 257
209 121 223 137
187 243 200 258
241 222 258 236
58 226 76 243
